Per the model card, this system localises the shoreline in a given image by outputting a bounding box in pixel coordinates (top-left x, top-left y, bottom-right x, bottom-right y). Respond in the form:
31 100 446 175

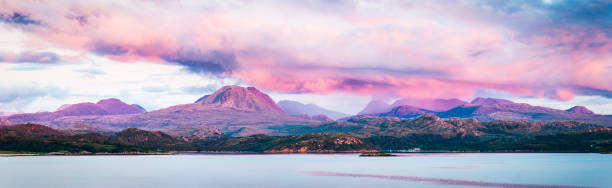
0 151 178 157
2 150 610 156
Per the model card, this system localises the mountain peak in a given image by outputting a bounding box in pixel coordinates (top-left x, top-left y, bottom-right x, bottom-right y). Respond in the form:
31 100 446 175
379 105 428 118
55 98 144 116
96 98 123 105
392 97 468 111
196 85 285 114
470 97 514 105
95 98 145 115
566 106 594 114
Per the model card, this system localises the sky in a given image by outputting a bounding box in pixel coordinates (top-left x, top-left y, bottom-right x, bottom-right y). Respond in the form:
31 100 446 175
0 0 611 115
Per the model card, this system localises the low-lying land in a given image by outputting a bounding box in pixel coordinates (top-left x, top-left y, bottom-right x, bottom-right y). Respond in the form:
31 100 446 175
1 114 612 154
359 152 396 157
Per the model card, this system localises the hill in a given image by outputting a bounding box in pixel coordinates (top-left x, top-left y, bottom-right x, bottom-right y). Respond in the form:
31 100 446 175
1 121 611 153
7 98 146 123
0 124 167 154
190 133 376 153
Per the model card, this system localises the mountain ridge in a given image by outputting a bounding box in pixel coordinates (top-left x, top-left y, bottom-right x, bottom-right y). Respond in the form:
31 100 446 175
7 98 146 123
8 85 317 138
5 85 611 140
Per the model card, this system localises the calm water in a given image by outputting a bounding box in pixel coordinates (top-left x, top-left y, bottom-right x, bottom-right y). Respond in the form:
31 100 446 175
1 153 611 188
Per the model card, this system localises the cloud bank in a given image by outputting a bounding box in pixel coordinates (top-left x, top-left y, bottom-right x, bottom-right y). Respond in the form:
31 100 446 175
0 0 610 101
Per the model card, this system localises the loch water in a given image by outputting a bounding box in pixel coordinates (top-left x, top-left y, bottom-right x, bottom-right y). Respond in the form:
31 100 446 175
1 153 611 188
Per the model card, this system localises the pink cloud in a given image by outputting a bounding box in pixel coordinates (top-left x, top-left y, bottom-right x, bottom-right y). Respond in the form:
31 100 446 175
1 0 611 101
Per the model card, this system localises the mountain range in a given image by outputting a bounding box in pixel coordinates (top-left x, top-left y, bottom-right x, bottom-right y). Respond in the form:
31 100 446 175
3 85 612 140
7 98 146 123
289 114 605 138
356 97 612 126
6 85 315 138
357 97 470 115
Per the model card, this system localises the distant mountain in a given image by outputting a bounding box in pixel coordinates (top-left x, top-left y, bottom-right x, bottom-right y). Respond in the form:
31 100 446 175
290 114 334 122
7 98 146 123
378 105 433 118
13 85 315 138
57 123 114 135
371 97 612 126
392 98 468 111
436 98 612 126
566 106 594 114
57 102 109 116
56 98 145 116
96 98 146 114
357 100 393 115
470 97 514 105
131 104 147 112
311 114 334 122
0 111 22 117
278 100 349 119
196 85 285 114
358 97 468 116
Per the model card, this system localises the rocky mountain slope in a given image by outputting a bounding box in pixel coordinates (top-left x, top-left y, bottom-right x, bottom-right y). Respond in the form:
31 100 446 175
436 98 612 126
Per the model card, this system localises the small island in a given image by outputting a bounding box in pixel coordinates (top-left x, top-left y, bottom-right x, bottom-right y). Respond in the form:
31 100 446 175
359 152 396 157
